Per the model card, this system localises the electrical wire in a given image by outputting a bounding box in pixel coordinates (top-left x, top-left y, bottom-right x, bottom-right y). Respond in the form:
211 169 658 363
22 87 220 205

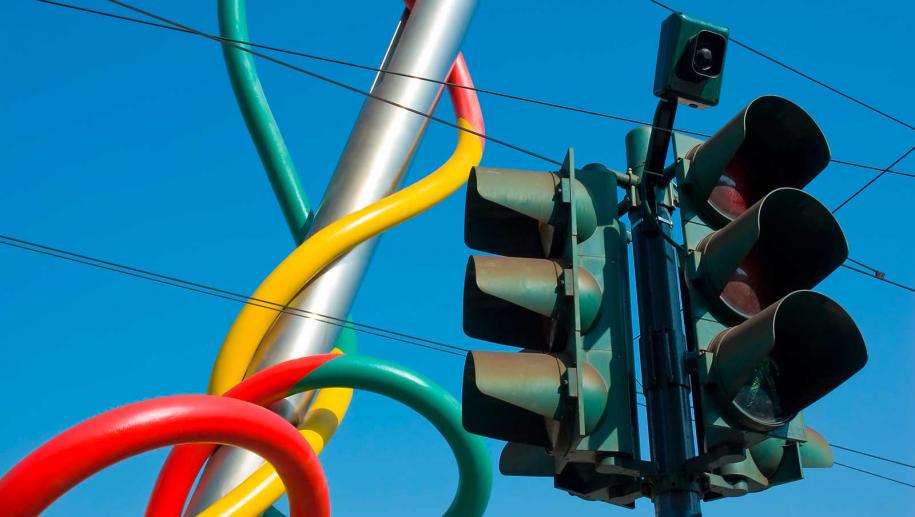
3 235 912 486
832 145 915 213
831 445 915 470
94 0 558 166
31 0 707 140
0 234 470 357
840 263 915 294
646 0 915 133
34 0 915 179
830 158 915 179
834 462 915 489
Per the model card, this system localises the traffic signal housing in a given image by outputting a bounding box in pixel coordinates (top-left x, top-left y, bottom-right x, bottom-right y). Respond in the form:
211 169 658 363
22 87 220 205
460 151 643 505
671 95 868 498
654 12 730 108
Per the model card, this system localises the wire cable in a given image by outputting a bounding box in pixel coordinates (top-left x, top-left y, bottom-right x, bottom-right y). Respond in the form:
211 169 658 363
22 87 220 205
96 0 556 166
832 145 915 213
4 235 913 485
830 158 915 179
34 0 915 179
834 462 915 489
831 445 915 470
33 0 707 139
646 0 915 132
840 263 915 294
0 234 470 357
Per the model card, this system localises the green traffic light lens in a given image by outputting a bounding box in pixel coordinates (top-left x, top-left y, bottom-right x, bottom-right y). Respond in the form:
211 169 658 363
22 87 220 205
711 291 868 432
733 358 783 424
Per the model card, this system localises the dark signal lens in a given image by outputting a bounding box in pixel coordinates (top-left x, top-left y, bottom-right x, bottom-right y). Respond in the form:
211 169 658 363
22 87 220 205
719 247 773 319
708 153 753 221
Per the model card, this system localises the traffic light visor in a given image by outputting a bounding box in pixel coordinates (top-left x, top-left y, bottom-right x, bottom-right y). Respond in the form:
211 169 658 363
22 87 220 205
710 291 867 431
683 96 830 225
696 188 848 320
464 167 597 257
463 256 602 351
462 351 566 447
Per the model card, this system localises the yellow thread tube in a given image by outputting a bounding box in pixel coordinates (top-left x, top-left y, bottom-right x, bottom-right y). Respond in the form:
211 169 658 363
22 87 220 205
208 120 483 396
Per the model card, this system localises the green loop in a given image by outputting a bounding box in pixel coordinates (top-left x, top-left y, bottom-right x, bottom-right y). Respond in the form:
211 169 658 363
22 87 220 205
218 0 312 242
295 354 492 517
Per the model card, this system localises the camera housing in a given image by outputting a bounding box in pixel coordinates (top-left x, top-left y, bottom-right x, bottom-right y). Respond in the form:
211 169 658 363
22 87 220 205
654 13 729 108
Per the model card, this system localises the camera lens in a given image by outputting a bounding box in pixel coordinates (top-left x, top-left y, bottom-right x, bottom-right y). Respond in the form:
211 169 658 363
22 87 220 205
695 47 714 72
688 31 726 78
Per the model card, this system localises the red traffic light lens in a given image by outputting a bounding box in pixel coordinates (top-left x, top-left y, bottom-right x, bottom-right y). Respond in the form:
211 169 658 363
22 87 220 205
708 152 753 221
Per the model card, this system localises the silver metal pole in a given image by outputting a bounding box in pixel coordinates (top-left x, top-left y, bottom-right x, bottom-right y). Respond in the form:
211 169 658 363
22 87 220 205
186 1 478 512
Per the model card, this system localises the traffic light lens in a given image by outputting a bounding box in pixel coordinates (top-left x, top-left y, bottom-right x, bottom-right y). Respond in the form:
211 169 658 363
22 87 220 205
733 359 782 424
708 153 752 220
719 247 775 318
721 265 761 316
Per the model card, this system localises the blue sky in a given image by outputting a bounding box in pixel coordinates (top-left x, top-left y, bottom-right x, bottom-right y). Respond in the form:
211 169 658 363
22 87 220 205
2 0 913 515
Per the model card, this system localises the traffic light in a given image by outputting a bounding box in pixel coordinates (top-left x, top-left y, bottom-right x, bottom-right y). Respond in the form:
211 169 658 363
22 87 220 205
460 151 644 505
671 95 868 498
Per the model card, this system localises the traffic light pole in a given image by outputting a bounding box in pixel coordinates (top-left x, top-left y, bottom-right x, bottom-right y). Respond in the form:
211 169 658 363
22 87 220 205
626 99 702 517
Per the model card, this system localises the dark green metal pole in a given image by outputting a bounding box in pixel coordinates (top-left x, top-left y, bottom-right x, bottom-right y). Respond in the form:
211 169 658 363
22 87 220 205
626 99 701 517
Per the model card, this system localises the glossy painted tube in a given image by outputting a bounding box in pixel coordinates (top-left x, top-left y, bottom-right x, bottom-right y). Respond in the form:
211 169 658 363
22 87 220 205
143 351 345 516
207 116 483 396
0 395 329 517
219 0 312 241
194 385 352 517
151 355 492 517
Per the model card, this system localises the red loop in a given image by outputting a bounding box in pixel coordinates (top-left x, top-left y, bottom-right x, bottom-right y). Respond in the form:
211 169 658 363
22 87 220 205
146 354 338 515
0 395 329 517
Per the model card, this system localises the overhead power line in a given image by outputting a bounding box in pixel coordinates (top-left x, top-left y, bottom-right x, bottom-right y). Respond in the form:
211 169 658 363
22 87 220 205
831 445 915 470
0 234 471 358
834 462 915 489
647 0 915 132
94 2 563 166
4 231 913 478
832 145 915 213
35 0 915 179
840 263 915 294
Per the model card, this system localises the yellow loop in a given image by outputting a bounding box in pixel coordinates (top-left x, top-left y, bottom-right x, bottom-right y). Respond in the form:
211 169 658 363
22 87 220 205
208 119 483 396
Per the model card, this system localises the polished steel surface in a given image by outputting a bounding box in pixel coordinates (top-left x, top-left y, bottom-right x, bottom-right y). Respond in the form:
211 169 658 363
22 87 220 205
186 1 477 512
